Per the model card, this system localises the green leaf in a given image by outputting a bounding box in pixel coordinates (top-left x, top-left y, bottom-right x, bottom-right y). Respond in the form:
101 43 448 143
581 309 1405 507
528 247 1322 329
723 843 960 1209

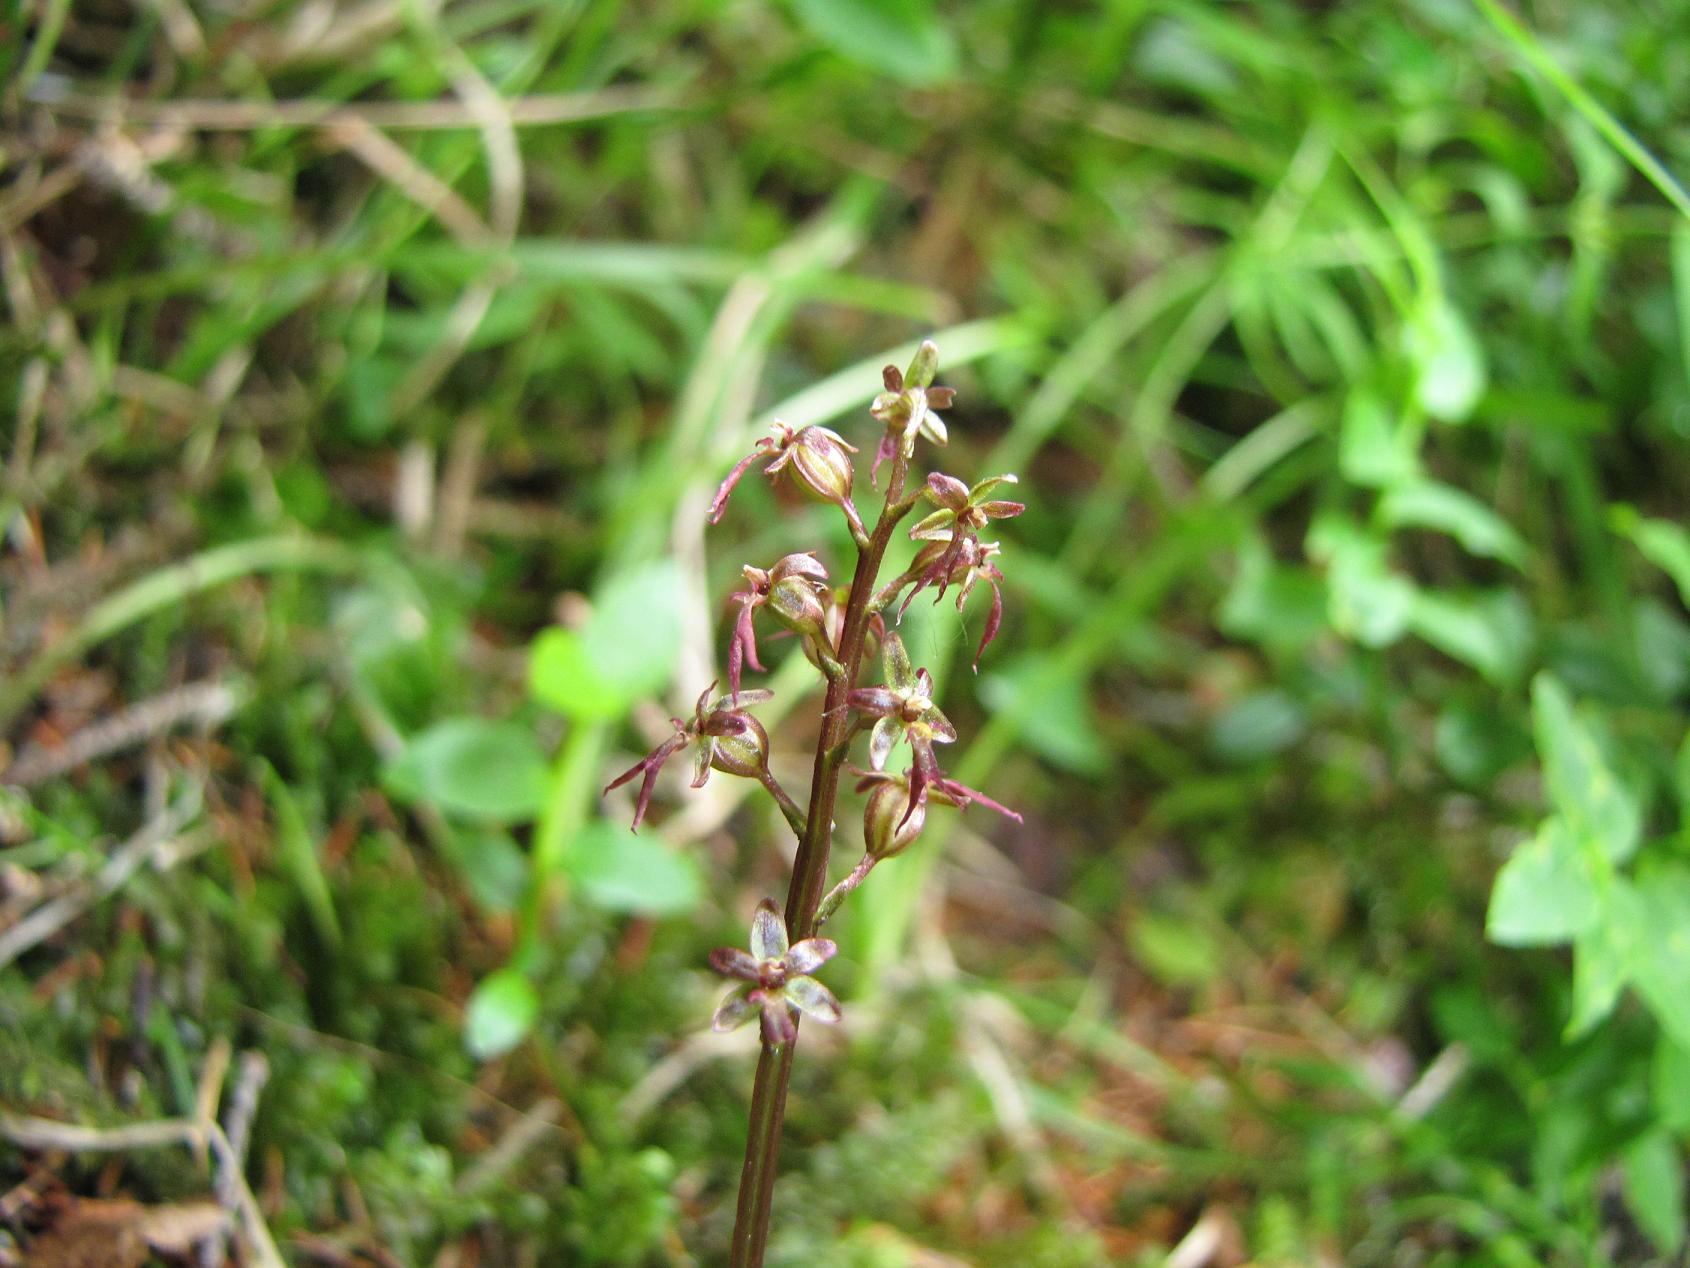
1207 689 1306 765
1381 480 1528 567
1406 294 1486 422
529 561 683 720
1652 1037 1690 1132
1218 537 1328 653
1129 912 1222 989
1631 864 1690 1048
441 828 530 915
259 759 341 949
1486 819 1598 947
788 0 956 85
1621 1129 1687 1257
1567 885 1636 1038
1408 588 1533 685
465 967 538 1060
1614 509 1690 609
1435 697 1531 786
978 653 1109 777
384 718 549 824
1532 674 1641 864
565 821 703 915
1308 513 1414 647
1338 388 1420 488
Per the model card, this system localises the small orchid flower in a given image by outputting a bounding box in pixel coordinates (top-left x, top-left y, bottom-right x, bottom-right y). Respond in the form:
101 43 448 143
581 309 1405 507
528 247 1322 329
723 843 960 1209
855 764 1022 854
846 632 957 778
602 684 773 830
711 899 842 1045
908 472 1024 545
870 340 957 476
727 553 829 700
899 537 1007 671
709 421 864 537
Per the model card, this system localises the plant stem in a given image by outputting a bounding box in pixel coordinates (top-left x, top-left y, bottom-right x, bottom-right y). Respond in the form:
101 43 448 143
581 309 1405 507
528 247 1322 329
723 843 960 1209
757 769 806 837
728 448 913 1266
815 854 875 928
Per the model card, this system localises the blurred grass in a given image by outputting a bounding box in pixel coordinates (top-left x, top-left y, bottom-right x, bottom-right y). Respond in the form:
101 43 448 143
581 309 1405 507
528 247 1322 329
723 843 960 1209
6 0 1690 1263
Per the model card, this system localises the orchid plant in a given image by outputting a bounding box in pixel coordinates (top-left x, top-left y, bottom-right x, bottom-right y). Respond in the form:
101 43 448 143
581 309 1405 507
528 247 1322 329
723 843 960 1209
603 341 1023 1264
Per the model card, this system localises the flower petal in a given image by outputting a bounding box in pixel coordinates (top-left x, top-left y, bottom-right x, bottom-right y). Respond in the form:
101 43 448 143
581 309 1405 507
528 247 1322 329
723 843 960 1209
882 632 915 692
847 686 900 716
925 472 970 510
974 578 1003 672
709 947 761 980
761 996 797 1046
785 938 838 975
786 975 841 1024
869 715 901 771
921 705 958 744
712 987 758 1032
968 473 1019 501
907 510 957 542
977 500 1025 521
750 898 787 961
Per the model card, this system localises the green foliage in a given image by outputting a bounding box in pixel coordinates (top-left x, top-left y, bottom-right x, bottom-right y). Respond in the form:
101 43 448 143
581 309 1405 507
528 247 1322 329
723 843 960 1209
10 0 1690 1260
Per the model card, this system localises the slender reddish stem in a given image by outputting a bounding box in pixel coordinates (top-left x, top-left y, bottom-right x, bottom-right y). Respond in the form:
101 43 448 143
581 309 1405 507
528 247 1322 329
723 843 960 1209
728 449 914 1266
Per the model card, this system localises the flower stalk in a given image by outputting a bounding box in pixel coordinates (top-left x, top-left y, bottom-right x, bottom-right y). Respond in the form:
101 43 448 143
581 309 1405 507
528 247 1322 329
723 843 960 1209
601 341 1023 1264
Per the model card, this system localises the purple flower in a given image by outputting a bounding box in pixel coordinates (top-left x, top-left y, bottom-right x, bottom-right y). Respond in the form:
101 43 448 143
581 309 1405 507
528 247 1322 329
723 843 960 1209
727 553 829 700
870 341 957 475
846 632 958 775
854 765 1022 849
900 537 1007 671
709 421 864 537
710 899 841 1046
602 684 773 830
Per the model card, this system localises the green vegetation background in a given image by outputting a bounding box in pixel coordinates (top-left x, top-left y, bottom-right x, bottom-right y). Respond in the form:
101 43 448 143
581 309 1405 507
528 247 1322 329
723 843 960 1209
6 0 1690 1262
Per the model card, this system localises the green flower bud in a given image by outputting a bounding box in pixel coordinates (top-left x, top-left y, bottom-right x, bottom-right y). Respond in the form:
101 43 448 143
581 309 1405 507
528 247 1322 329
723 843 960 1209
864 778 925 859
788 427 856 511
707 712 770 780
905 340 939 390
767 575 826 635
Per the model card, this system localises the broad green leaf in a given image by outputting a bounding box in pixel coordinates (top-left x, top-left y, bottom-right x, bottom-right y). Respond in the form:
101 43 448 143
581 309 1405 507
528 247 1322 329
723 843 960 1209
530 561 683 719
1207 689 1306 764
384 718 549 824
260 759 341 949
1567 885 1636 1038
1635 598 1690 702
1435 697 1531 786
1338 388 1420 488
1615 510 1690 609
565 821 703 915
789 0 956 85
1406 294 1486 422
1308 513 1414 647
1532 674 1641 864
1408 588 1533 685
1219 537 1327 653
465 967 538 1059
1381 481 1528 567
1129 912 1222 989
1622 1129 1687 1257
442 828 530 914
1486 819 1598 947
1653 1037 1690 1132
979 652 1109 776
1631 864 1690 1048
